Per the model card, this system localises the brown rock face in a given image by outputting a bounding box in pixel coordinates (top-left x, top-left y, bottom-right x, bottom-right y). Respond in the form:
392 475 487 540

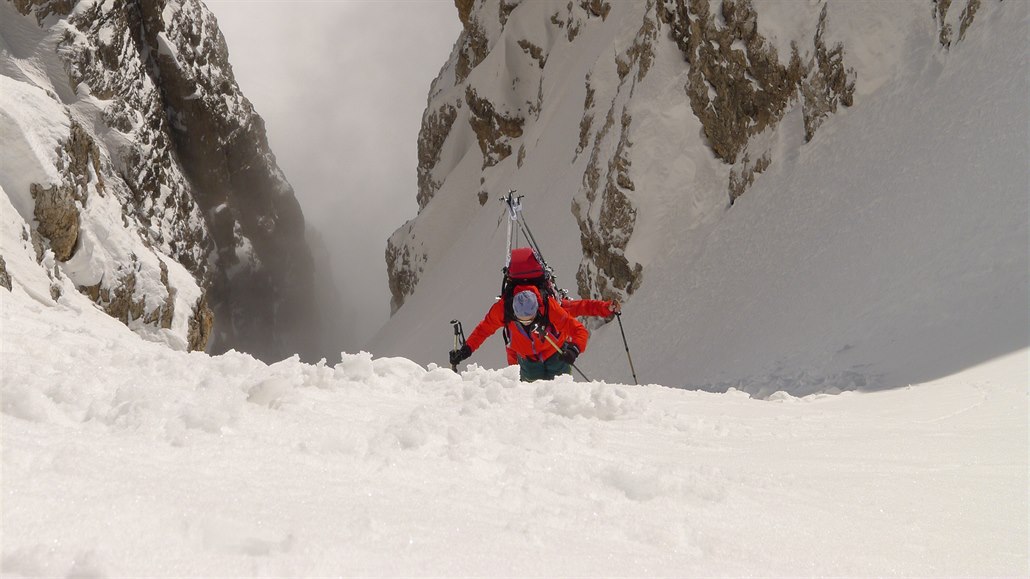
455 11 489 84
659 0 805 164
518 39 548 69
957 0 982 41
934 0 984 47
658 0 854 204
30 123 102 262
728 153 771 205
386 222 425 315
417 104 459 212
572 6 659 302
81 267 145 325
454 0 475 28
188 293 214 352
11 0 72 23
52 1 213 281
801 5 856 143
31 182 80 263
0 256 12 291
576 105 643 302
574 0 857 300
466 86 526 169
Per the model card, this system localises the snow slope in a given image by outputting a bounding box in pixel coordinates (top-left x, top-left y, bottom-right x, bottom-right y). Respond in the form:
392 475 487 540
2 1 1027 575
369 0 1028 399
2 283 1026 575
592 0 1030 393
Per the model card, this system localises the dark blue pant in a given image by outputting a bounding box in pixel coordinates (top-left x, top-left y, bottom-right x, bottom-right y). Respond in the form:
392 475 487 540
518 353 571 382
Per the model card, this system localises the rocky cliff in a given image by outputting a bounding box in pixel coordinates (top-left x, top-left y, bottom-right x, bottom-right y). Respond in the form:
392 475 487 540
1 0 327 362
387 0 988 313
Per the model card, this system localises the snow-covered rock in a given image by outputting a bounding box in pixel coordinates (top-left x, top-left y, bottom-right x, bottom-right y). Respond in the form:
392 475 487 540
1 0 333 361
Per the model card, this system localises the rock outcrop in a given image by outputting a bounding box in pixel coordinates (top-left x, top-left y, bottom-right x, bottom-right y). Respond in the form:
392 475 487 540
573 4 657 301
386 222 425 315
29 123 99 263
0 256 11 291
934 0 984 48
466 86 526 169
417 104 459 212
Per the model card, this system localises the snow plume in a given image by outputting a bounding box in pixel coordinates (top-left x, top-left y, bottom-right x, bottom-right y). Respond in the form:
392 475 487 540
374 0 1028 398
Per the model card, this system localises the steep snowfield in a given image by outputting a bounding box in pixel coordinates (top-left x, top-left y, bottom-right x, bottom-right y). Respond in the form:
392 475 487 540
369 1 1028 399
591 0 1030 393
2 284 1026 575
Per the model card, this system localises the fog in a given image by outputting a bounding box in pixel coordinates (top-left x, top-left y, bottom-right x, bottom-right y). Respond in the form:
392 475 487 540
205 1 462 352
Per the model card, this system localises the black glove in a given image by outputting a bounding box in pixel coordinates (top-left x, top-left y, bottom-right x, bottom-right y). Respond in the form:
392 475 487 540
449 344 472 366
559 343 580 364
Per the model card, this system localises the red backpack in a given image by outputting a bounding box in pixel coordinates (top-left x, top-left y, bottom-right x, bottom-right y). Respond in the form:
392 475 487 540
501 247 555 325
507 247 545 279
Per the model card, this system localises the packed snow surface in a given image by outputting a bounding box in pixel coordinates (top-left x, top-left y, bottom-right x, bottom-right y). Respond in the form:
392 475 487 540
2 285 1027 576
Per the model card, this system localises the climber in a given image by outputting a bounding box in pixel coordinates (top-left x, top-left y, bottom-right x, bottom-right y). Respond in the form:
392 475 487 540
449 286 589 382
501 297 621 365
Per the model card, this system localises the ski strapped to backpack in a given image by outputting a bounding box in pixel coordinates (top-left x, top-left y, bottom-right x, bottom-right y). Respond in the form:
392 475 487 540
500 190 567 295
497 190 575 343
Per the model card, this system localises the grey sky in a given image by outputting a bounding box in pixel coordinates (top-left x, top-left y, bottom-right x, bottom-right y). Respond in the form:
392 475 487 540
205 1 462 350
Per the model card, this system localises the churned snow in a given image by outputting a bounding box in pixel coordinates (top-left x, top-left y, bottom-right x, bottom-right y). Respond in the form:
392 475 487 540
2 284 1026 576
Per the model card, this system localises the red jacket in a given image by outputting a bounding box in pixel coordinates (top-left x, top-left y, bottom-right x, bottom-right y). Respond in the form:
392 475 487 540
467 288 588 363
562 298 614 318
500 298 613 364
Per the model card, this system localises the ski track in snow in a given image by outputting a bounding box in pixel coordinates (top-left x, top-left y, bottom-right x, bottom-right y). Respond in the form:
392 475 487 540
2 287 1026 576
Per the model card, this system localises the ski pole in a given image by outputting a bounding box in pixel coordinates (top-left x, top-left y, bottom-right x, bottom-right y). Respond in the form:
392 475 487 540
615 312 639 385
450 319 465 372
540 332 590 382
